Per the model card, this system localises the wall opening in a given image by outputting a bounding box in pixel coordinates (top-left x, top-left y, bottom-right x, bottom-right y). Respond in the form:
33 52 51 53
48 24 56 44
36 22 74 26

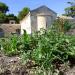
0 28 4 37
16 29 20 34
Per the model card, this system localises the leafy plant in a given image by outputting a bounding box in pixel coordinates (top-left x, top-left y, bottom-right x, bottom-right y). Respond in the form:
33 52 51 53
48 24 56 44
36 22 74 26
0 36 21 56
21 29 75 75
1 24 75 75
53 18 72 33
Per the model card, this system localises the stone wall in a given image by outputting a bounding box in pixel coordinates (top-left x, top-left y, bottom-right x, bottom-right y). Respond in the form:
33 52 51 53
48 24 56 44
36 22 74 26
0 24 21 37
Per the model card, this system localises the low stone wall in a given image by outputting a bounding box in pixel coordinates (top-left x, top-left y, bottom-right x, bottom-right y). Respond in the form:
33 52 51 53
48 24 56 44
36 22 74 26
0 24 21 37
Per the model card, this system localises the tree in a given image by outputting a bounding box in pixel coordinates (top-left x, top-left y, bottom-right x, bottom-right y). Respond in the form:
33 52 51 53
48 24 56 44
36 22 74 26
5 14 19 23
0 2 9 13
0 12 6 23
0 2 9 23
0 2 19 23
18 7 30 20
63 0 75 17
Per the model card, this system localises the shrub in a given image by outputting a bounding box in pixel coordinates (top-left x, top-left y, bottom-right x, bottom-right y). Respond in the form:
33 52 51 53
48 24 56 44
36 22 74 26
21 29 75 74
1 26 75 74
53 17 72 33
0 36 22 56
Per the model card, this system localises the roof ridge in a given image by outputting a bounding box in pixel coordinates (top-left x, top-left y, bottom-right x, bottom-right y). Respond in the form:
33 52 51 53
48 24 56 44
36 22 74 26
30 5 57 14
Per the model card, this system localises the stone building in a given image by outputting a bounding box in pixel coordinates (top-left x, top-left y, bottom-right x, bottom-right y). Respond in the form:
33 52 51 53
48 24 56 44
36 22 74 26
20 5 57 34
0 5 57 37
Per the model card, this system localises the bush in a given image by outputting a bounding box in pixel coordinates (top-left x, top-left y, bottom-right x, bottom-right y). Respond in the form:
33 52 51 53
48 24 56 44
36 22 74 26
1 28 75 74
53 18 72 33
21 29 75 74
0 36 22 56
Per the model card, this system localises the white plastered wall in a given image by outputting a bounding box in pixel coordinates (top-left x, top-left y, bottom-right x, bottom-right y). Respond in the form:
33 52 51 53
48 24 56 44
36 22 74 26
20 12 31 34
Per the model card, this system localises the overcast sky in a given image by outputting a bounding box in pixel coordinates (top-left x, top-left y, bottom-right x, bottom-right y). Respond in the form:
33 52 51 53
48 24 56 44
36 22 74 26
0 0 72 16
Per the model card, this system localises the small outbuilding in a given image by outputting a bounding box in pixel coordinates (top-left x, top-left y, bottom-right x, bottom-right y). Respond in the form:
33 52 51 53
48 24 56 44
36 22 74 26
20 5 57 34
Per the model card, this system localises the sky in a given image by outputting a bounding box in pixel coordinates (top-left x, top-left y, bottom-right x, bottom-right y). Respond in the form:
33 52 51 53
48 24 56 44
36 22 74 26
0 0 72 16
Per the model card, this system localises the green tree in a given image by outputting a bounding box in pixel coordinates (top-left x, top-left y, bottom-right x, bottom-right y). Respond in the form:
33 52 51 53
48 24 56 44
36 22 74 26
0 12 6 23
63 0 75 17
5 14 19 23
18 7 30 20
0 2 19 23
0 2 9 13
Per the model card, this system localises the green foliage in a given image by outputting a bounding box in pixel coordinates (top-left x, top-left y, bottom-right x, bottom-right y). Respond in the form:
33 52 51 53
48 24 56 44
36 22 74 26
0 36 21 56
21 29 75 72
0 12 6 23
0 2 9 13
53 18 71 33
1 26 75 74
63 0 75 17
64 20 72 32
0 2 19 23
5 14 19 23
0 2 29 23
18 7 30 20
0 12 19 24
